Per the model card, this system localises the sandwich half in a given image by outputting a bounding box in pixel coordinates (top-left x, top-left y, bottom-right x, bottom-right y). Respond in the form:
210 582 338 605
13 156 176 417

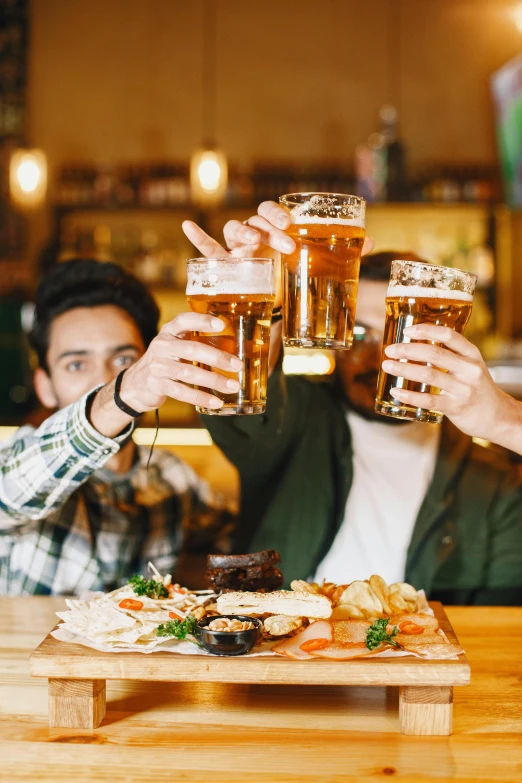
217 590 332 619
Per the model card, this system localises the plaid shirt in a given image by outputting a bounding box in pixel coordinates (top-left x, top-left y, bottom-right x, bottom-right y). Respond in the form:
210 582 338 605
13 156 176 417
0 389 235 595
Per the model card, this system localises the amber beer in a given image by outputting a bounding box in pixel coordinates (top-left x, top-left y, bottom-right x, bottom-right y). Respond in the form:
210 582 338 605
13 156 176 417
280 193 366 349
186 258 275 415
375 261 476 424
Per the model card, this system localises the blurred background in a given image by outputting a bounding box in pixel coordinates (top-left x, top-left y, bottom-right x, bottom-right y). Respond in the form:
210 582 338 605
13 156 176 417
1 0 522 490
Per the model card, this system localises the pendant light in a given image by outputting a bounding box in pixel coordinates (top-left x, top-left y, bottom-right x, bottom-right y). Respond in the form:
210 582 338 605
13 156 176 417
190 0 227 206
9 148 47 209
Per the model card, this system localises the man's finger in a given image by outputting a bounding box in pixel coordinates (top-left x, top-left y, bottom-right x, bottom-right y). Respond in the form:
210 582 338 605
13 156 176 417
387 387 448 414
362 236 374 256
162 378 224 410
401 324 480 359
157 332 243 373
166 361 241 394
182 220 229 258
258 200 291 230
383 342 471 376
381 358 465 396
247 215 295 253
223 219 261 249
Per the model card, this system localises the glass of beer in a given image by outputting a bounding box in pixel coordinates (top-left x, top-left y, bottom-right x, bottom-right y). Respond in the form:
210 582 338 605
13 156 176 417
375 260 477 423
186 257 275 415
279 192 366 349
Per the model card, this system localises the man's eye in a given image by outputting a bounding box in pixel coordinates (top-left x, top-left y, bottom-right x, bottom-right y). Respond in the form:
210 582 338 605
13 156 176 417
67 361 85 373
114 355 135 368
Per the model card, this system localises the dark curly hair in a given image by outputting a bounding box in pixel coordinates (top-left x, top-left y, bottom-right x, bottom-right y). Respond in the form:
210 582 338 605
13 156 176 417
29 259 160 372
360 250 425 281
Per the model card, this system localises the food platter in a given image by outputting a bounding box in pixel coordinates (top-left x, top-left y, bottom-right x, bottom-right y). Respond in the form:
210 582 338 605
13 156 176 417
29 601 469 736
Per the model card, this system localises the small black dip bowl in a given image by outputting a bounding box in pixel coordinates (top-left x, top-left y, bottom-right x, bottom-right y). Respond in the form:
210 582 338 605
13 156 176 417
197 615 262 656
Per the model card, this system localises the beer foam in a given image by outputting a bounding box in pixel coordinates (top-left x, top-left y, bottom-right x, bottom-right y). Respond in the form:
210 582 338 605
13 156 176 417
289 195 365 228
186 260 273 296
387 285 473 302
291 214 365 228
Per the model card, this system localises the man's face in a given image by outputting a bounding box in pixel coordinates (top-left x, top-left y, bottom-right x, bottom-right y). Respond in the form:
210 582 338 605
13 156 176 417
336 279 393 421
34 305 146 410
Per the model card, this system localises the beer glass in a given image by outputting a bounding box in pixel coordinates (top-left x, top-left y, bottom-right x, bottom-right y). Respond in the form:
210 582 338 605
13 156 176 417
279 192 366 349
186 257 275 415
375 260 477 423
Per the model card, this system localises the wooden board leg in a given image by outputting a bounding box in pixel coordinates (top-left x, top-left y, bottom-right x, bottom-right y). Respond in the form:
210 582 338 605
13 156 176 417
49 678 106 729
399 685 453 736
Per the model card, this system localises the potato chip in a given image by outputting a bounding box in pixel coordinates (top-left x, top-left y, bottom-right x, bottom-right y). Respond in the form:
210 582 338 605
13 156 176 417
369 575 393 615
319 582 338 600
331 585 348 604
390 582 418 604
337 581 383 618
331 604 365 620
388 587 409 614
290 580 318 595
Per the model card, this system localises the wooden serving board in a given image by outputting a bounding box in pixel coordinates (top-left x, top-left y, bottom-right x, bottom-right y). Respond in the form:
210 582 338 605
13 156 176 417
29 601 470 736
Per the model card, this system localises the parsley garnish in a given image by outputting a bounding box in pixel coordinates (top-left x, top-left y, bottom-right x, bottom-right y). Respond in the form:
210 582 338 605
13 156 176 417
366 618 400 651
129 574 169 599
156 615 198 640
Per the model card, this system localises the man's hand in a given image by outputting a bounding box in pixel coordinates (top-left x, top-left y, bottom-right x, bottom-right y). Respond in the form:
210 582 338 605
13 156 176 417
183 202 375 377
89 313 242 438
120 313 242 411
184 200 375 264
220 200 375 259
381 324 518 443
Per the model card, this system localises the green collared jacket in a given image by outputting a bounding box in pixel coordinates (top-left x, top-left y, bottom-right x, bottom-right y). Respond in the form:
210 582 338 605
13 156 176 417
203 369 522 605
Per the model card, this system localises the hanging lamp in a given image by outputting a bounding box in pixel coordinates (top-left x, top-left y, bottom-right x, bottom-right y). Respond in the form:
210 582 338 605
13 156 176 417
9 148 47 209
190 0 227 206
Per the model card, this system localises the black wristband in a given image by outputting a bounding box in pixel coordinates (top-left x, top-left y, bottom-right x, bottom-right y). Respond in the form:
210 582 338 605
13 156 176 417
114 369 144 418
271 306 283 324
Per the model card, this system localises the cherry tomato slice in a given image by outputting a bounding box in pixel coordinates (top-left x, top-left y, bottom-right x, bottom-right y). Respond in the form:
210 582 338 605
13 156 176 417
300 637 330 652
169 611 184 620
119 598 144 611
398 621 424 635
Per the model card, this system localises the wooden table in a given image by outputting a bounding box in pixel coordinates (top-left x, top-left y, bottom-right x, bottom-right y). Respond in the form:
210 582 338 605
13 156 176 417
2 599 522 783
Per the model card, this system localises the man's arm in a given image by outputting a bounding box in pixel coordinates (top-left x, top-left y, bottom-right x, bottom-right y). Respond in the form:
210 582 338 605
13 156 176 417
202 364 312 488
0 388 132 528
480 466 522 600
0 303 260 530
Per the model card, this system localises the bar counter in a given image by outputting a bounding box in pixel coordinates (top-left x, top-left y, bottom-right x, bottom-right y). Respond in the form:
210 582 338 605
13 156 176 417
2 598 522 782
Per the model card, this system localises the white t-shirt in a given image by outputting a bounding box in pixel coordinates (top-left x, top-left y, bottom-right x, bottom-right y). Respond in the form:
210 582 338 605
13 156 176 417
314 410 441 586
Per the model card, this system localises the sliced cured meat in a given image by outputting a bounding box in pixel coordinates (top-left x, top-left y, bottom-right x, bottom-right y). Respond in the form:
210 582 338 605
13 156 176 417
310 619 388 660
332 619 371 645
272 621 333 660
308 643 377 660
394 629 444 645
388 612 439 632
400 641 463 659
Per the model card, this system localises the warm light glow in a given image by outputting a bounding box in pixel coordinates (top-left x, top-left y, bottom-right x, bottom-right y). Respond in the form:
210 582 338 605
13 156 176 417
9 149 47 208
18 159 41 192
198 156 222 192
190 147 228 204
133 428 213 446
283 351 335 376
515 3 522 32
0 426 212 447
0 427 19 442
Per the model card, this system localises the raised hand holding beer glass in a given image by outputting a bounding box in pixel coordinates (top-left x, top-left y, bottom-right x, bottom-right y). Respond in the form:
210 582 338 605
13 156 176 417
279 193 366 349
186 257 275 415
375 260 477 423
380 324 522 445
